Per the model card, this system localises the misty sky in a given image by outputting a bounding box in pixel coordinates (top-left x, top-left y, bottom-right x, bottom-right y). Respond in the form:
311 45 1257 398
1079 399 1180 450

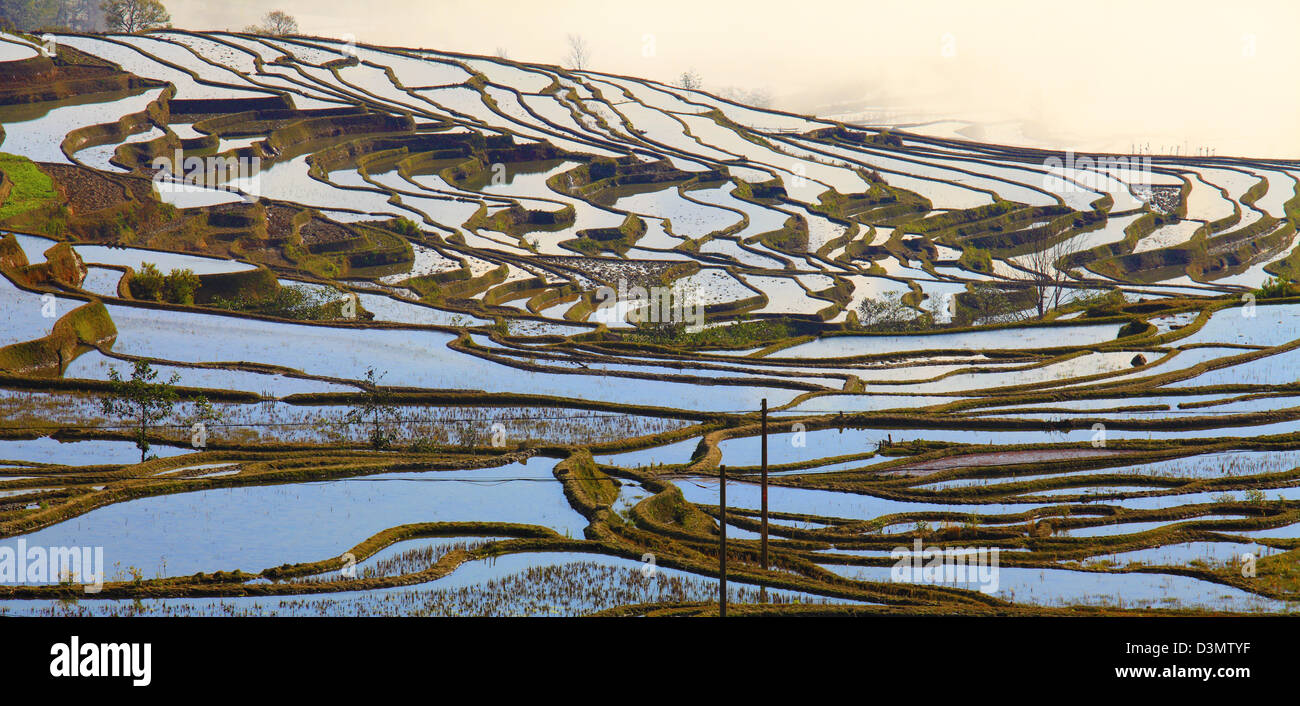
167 0 1300 157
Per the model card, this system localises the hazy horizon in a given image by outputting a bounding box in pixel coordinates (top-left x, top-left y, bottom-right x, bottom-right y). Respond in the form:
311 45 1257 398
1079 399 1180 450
156 0 1300 157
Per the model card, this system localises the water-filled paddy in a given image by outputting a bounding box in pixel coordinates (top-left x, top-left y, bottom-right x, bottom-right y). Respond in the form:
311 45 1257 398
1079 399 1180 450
780 323 1123 358
11 458 587 578
4 29 1299 616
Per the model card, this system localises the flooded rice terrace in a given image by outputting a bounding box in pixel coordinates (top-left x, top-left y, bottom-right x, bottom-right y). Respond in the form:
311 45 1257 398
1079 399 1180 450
1 28 1299 616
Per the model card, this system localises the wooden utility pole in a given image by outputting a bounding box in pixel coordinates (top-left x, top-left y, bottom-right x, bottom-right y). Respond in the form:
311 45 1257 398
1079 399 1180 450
719 463 727 618
761 398 768 571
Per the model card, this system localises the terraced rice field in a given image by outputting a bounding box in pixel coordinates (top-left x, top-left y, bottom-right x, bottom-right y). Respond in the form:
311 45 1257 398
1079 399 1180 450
2 27 1300 618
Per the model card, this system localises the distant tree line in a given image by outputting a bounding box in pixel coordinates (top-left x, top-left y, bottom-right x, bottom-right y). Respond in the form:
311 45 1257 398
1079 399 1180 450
1 2 300 37
0 0 105 31
0 0 176 33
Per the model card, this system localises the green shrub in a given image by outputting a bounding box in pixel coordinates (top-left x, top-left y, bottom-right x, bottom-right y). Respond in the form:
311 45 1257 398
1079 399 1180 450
130 263 165 300
1257 276 1295 299
388 217 420 236
130 264 200 304
162 268 199 305
957 246 993 273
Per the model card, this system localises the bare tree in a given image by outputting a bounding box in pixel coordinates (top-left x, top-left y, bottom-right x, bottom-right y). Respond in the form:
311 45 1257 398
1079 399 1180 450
494 46 509 59
99 0 169 32
1021 233 1082 318
565 33 590 70
245 9 297 36
677 68 702 90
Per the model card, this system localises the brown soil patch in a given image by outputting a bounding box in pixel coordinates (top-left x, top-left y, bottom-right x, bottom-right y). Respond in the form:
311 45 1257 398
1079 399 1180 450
265 204 300 240
39 163 132 214
119 174 160 204
300 216 354 247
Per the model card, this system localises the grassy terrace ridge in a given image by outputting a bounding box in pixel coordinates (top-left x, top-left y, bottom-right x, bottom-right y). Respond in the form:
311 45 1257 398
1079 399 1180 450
0 153 58 222
1 28 1299 617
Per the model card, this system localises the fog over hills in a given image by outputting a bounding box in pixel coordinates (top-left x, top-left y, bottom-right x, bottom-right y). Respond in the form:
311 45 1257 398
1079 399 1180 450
163 0 1300 157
